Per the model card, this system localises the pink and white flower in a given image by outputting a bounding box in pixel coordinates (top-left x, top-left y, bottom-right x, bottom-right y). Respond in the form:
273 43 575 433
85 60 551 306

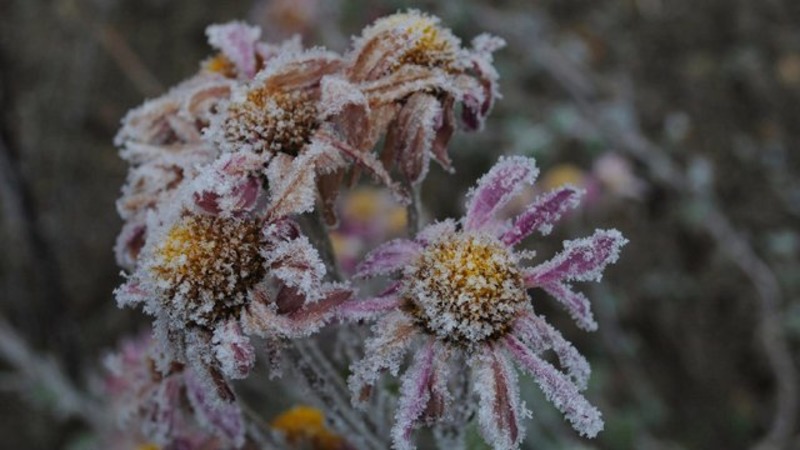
339 156 627 449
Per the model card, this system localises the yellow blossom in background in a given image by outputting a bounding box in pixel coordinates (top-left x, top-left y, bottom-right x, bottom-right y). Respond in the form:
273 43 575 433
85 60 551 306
272 406 346 450
540 163 587 191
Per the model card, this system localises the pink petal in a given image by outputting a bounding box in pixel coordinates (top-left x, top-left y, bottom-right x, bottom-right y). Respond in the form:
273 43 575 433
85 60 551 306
206 22 261 79
392 339 436 450
212 320 255 380
504 335 603 438
471 346 525 450
184 370 245 447
524 229 627 285
464 156 539 232
337 294 404 322
355 239 422 279
540 281 597 331
348 312 418 405
501 186 583 246
513 313 591 389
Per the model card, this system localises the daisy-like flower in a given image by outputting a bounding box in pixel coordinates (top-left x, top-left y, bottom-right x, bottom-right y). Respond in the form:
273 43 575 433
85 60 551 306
339 156 627 449
332 10 505 184
115 150 351 414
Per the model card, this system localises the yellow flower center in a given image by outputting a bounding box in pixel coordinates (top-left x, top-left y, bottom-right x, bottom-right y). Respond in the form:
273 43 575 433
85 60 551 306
371 12 459 72
404 234 528 345
224 86 319 156
151 215 265 326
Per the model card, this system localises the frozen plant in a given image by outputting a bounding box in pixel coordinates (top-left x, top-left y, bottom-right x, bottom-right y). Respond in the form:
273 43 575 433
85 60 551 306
107 9 627 450
339 156 627 449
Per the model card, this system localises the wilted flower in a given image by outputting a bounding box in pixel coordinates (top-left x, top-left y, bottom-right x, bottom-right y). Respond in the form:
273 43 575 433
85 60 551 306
339 156 627 449
335 10 505 184
101 333 244 448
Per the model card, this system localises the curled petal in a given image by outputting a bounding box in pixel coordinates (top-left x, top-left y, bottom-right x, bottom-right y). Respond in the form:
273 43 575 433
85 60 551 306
460 34 505 131
212 320 255 380
501 186 583 246
540 281 597 332
264 234 327 302
525 229 627 285
392 339 436 450
206 22 261 79
513 313 591 389
464 156 539 232
471 346 526 450
384 92 442 184
355 238 422 279
504 335 603 438
348 312 418 406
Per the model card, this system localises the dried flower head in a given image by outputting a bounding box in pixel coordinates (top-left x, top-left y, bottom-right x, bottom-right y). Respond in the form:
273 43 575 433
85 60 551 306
339 156 627 449
336 10 506 185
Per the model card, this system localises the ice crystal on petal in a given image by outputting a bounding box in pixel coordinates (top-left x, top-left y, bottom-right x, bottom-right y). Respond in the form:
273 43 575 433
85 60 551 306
470 347 527 450
465 156 539 232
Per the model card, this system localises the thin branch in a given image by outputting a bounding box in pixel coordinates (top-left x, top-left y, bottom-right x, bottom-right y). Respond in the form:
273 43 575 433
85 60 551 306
0 316 104 429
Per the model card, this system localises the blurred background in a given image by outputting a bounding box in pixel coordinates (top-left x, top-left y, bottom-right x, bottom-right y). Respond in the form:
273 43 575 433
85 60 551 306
2 0 800 448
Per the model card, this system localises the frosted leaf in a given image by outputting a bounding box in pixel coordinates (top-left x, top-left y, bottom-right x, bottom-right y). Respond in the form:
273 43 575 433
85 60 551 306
319 75 368 119
212 320 255 380
355 238 422 279
206 22 261 79
391 339 436 450
502 186 583 246
470 347 527 450
265 151 319 220
525 229 628 285
504 335 603 438
185 369 245 447
512 313 591 389
464 156 539 232
348 312 418 406
263 234 326 302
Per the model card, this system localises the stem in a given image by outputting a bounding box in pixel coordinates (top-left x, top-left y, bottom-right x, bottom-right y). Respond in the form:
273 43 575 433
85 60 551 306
404 179 422 237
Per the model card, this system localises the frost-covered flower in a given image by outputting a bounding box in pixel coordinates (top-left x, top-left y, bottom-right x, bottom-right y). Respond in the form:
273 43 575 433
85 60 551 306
206 45 399 225
334 10 505 184
115 150 351 408
114 21 298 269
339 156 627 449
101 333 244 448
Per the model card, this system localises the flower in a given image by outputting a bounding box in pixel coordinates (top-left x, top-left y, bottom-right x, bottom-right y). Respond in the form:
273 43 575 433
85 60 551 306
335 10 506 184
271 406 353 450
338 156 627 449
115 151 351 408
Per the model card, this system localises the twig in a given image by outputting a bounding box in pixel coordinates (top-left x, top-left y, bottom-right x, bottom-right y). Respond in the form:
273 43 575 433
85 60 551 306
0 316 104 429
404 179 422 237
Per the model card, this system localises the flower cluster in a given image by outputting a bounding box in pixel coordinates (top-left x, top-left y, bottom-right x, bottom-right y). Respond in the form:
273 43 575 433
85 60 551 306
111 10 625 450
